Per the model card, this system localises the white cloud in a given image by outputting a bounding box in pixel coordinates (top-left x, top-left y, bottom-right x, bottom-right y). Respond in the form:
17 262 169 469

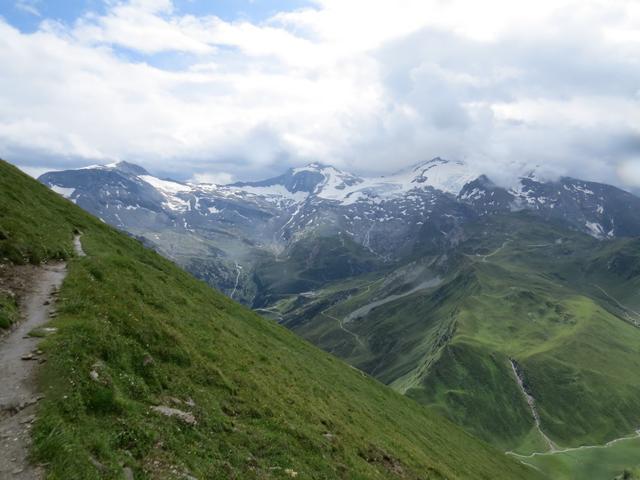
72 2 213 54
189 172 234 185
0 0 639 187
15 0 41 17
618 159 640 187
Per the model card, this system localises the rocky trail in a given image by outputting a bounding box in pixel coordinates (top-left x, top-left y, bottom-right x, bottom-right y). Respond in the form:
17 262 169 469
0 236 83 479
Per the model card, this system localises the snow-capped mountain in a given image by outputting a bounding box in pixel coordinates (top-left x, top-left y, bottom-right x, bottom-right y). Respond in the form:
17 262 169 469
226 158 478 205
458 172 640 239
39 158 640 304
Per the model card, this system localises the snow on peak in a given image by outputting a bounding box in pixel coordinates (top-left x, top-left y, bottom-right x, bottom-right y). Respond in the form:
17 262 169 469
140 175 191 195
291 162 330 174
390 157 479 195
78 160 123 170
139 175 192 212
313 157 479 204
77 161 150 176
50 185 75 199
67 159 478 203
310 165 363 197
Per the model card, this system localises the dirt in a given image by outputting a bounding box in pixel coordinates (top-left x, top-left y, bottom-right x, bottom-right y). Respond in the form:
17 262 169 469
0 262 67 479
0 236 84 479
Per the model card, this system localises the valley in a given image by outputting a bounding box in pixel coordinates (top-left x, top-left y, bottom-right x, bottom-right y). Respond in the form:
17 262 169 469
34 157 640 478
0 159 545 478
2 1 638 477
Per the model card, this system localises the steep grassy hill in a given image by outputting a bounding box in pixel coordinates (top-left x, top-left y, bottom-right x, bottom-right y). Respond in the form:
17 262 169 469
270 213 640 460
0 159 542 479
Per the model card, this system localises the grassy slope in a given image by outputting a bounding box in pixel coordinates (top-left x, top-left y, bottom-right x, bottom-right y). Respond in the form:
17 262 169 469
513 435 640 480
253 235 384 306
0 159 542 479
270 214 640 459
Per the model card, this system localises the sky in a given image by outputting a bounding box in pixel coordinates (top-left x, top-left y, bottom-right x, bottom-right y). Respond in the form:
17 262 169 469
1 0 640 188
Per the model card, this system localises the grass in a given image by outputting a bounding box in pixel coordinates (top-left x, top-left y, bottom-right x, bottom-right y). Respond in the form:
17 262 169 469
512 434 640 480
0 292 19 329
267 212 640 472
0 158 543 479
253 235 384 306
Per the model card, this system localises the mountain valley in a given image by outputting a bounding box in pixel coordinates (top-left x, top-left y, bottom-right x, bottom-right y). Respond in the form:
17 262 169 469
0 158 545 479
36 157 640 478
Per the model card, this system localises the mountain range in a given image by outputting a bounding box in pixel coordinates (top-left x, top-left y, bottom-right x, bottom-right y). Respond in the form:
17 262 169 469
39 158 640 303
0 158 546 479
38 157 640 478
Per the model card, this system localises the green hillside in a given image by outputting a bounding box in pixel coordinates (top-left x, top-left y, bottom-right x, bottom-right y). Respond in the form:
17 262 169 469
511 435 640 480
270 213 640 462
253 235 384 306
0 159 542 479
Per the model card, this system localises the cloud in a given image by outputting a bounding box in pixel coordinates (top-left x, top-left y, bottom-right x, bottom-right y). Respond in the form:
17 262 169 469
618 157 640 187
0 0 639 188
189 172 234 185
14 0 40 17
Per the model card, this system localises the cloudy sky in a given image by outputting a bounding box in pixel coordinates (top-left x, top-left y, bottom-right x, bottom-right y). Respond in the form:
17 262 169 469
1 0 639 187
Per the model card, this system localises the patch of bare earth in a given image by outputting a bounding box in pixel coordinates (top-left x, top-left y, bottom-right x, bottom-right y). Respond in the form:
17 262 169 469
0 262 67 479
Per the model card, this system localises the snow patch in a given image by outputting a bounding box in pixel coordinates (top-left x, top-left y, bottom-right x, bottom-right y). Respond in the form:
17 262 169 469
50 185 75 198
140 175 191 194
232 184 309 202
585 221 605 238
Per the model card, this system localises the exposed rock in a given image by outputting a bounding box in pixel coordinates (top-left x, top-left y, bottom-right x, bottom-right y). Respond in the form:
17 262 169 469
89 455 106 472
150 406 197 425
123 466 134 480
18 415 35 425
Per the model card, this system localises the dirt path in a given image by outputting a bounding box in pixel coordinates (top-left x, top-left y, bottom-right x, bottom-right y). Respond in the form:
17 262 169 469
0 235 82 479
0 263 66 479
479 240 510 263
510 428 640 460
74 235 86 257
321 309 365 347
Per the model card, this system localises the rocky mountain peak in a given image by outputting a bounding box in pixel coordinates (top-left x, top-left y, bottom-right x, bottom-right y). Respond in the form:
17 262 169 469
110 161 150 176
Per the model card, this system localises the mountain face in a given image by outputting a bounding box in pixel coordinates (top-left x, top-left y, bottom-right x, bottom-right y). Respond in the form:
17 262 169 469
459 173 640 238
38 157 640 475
39 158 640 305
